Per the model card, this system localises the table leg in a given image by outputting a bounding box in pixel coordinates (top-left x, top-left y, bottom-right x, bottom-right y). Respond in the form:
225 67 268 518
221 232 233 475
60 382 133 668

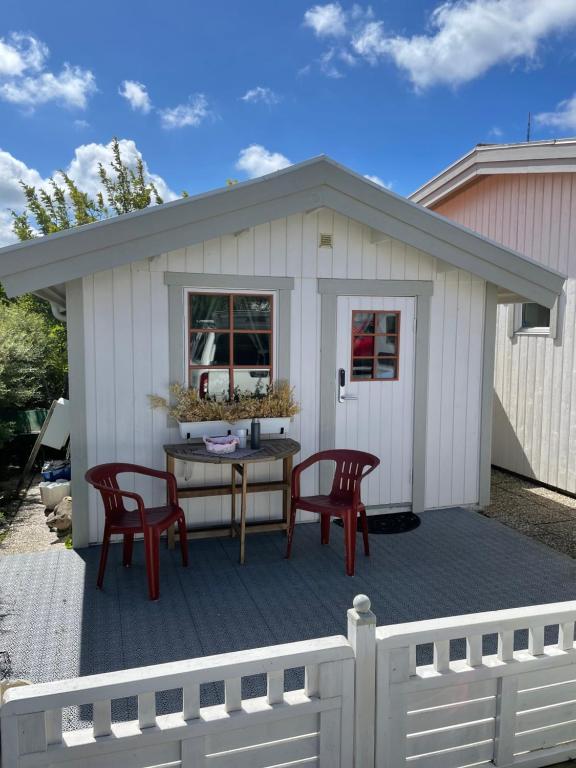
166 454 176 550
282 454 293 533
240 463 248 564
230 464 236 537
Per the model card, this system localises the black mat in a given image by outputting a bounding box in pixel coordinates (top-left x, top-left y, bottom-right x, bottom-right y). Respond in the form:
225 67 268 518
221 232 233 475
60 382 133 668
334 512 421 534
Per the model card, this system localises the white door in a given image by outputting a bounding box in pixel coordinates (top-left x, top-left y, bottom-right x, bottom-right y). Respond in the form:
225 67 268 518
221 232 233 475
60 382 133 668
334 296 416 507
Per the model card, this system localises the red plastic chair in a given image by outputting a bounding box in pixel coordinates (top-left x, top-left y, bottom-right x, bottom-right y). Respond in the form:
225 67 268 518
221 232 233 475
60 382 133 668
285 449 380 576
85 463 188 600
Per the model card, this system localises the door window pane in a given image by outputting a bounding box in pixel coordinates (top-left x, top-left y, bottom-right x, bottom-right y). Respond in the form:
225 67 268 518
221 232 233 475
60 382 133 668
352 312 375 333
233 295 272 330
233 333 271 366
353 335 374 356
374 336 397 356
189 294 229 329
521 303 550 329
375 312 398 334
189 332 230 366
374 358 397 380
352 359 374 379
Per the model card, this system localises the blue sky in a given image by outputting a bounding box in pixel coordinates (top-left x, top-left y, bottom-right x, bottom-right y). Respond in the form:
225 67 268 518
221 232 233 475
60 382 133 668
2 0 576 243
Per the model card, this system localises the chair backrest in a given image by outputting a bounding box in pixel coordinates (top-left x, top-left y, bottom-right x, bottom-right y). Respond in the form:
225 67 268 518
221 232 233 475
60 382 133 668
85 463 139 520
321 449 380 503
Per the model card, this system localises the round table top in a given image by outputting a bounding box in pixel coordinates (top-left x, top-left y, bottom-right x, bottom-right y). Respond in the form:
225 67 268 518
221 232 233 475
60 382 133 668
163 437 300 465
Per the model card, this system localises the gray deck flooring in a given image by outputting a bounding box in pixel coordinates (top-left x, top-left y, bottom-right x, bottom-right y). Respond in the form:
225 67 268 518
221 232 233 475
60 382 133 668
1 507 575 729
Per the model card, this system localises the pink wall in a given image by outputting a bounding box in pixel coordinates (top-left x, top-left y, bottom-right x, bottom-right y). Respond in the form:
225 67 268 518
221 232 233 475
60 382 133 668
434 173 576 276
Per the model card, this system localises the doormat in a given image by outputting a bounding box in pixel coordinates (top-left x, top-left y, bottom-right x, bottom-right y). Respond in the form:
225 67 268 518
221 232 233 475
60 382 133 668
334 512 421 534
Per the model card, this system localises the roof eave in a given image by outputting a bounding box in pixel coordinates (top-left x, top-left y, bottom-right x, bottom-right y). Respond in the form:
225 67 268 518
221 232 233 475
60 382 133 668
0 155 564 307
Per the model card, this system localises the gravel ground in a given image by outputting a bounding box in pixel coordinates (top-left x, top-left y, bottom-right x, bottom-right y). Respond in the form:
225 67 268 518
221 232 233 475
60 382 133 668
482 468 576 557
0 481 66 555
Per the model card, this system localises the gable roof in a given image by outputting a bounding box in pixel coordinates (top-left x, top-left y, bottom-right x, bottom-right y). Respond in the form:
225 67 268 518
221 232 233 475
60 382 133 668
0 155 564 308
411 139 576 208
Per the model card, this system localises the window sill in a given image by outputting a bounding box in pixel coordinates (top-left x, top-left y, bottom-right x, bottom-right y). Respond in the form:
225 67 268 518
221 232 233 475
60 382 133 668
514 328 551 337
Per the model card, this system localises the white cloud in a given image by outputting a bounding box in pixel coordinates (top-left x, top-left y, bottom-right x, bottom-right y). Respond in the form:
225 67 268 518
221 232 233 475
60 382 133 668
0 149 46 245
74 119 90 130
535 94 576 131
241 86 280 105
0 32 96 109
304 1 576 89
0 65 96 108
0 139 177 247
352 0 576 89
236 145 292 178
319 48 344 78
364 174 392 189
159 94 211 129
0 33 47 76
119 79 152 113
304 3 348 37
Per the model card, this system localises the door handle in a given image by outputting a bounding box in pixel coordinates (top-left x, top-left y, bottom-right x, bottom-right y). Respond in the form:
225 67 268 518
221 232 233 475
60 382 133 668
338 368 358 403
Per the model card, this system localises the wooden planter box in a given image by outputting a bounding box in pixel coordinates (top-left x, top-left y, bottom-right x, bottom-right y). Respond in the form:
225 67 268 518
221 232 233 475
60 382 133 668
178 417 291 440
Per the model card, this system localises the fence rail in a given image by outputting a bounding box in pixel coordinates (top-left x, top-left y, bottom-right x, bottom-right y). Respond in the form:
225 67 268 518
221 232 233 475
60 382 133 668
1 598 576 768
375 601 576 768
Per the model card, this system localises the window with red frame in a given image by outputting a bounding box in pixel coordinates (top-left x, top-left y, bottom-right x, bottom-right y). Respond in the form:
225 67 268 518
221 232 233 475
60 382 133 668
351 310 400 381
188 293 273 399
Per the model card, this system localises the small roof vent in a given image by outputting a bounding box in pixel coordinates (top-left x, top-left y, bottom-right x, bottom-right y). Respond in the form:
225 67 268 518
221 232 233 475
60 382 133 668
319 233 333 248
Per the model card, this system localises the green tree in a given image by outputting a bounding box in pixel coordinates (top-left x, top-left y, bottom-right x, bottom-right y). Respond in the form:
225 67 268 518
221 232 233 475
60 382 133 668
11 137 163 238
1 138 165 444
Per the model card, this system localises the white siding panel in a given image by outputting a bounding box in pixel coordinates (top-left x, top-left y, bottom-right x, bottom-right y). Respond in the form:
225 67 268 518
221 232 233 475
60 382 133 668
82 213 484 540
436 173 576 492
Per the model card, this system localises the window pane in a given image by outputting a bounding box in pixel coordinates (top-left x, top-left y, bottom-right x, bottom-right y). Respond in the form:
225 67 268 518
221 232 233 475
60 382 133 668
375 312 398 334
352 312 375 333
190 332 230 365
374 336 397 356
352 358 374 379
189 369 230 400
189 294 230 329
521 303 550 329
233 333 270 366
233 369 271 394
233 295 272 330
374 358 397 380
353 335 374 356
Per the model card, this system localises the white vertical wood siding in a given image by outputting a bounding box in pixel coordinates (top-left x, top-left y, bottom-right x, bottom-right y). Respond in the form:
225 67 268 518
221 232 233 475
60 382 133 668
435 174 575 491
82 212 486 542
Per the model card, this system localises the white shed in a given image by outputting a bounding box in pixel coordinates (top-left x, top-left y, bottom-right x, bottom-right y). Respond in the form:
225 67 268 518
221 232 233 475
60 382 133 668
0 157 564 546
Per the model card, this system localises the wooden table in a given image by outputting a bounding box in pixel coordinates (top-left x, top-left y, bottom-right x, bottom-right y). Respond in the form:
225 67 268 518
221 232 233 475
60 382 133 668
164 438 300 563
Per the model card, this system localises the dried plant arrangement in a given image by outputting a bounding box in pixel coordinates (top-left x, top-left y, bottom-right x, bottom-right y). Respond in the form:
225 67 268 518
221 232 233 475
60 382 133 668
149 380 300 424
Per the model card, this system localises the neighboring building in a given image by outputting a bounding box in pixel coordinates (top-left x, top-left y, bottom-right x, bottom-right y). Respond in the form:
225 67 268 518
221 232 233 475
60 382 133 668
0 157 563 546
412 140 575 493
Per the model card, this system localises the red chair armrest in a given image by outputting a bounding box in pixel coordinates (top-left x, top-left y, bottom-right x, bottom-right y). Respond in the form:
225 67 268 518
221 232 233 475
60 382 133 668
291 454 323 499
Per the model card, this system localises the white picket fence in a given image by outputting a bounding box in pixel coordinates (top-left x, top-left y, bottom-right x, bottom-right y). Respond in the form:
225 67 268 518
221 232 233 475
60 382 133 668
2 597 576 768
